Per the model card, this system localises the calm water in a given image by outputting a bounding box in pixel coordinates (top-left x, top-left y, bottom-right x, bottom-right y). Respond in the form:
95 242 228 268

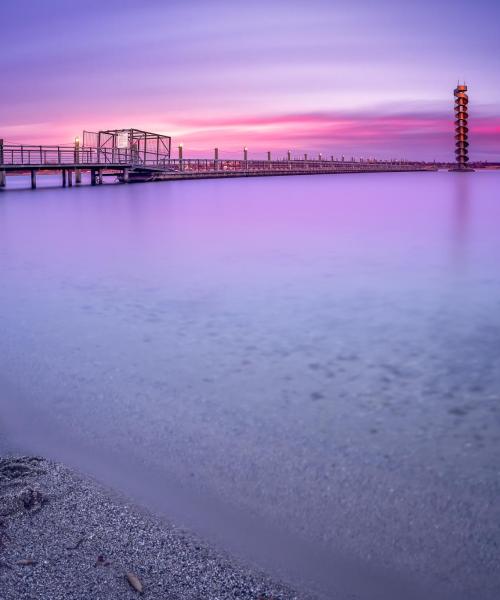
1 172 499 599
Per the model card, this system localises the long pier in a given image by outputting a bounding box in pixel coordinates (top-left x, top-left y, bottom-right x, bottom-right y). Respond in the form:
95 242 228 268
0 132 437 190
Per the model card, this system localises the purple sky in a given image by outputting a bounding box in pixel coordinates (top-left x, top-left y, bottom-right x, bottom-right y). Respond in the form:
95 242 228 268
1 0 499 160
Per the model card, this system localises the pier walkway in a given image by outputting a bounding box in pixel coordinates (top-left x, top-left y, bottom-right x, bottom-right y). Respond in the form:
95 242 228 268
0 131 436 189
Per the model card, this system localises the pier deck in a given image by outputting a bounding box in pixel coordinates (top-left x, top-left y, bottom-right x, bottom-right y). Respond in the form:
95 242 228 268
0 140 437 189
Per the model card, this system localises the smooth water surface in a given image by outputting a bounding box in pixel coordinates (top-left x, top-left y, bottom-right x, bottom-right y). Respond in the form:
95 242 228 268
1 172 499 599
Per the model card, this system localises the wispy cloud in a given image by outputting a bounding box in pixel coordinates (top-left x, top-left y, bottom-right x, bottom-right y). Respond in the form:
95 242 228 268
2 109 498 160
2 1 499 160
167 110 500 160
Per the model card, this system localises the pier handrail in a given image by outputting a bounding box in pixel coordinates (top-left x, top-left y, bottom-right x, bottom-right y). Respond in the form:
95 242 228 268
0 142 437 183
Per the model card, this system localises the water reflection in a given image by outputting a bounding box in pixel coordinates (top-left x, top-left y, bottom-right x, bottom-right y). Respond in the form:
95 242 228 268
450 174 471 269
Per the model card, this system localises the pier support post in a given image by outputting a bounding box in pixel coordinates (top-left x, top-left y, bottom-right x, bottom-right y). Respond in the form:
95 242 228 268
98 169 103 184
68 169 73 187
91 169 96 186
30 170 37 189
123 168 129 183
62 169 67 187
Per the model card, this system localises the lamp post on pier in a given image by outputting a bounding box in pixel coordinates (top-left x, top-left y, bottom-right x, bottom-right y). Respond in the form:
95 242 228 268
74 137 81 184
178 143 183 171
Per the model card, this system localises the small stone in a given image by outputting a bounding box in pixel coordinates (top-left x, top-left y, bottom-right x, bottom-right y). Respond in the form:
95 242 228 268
126 572 143 593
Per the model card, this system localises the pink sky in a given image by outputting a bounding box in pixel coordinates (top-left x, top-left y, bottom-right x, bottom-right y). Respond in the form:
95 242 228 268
1 0 499 160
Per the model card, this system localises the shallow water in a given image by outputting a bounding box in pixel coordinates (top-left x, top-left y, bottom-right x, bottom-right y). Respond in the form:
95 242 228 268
1 171 499 599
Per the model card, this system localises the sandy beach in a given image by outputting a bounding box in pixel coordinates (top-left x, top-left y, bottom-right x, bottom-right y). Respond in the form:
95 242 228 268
0 456 305 600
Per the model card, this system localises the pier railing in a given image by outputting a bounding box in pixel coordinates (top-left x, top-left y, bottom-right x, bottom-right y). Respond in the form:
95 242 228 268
0 144 431 172
159 158 429 174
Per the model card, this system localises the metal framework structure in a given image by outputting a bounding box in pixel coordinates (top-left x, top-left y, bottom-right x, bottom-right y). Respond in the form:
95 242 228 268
83 128 171 165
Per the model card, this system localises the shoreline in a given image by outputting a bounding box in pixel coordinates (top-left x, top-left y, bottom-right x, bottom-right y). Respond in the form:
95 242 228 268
0 455 306 600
